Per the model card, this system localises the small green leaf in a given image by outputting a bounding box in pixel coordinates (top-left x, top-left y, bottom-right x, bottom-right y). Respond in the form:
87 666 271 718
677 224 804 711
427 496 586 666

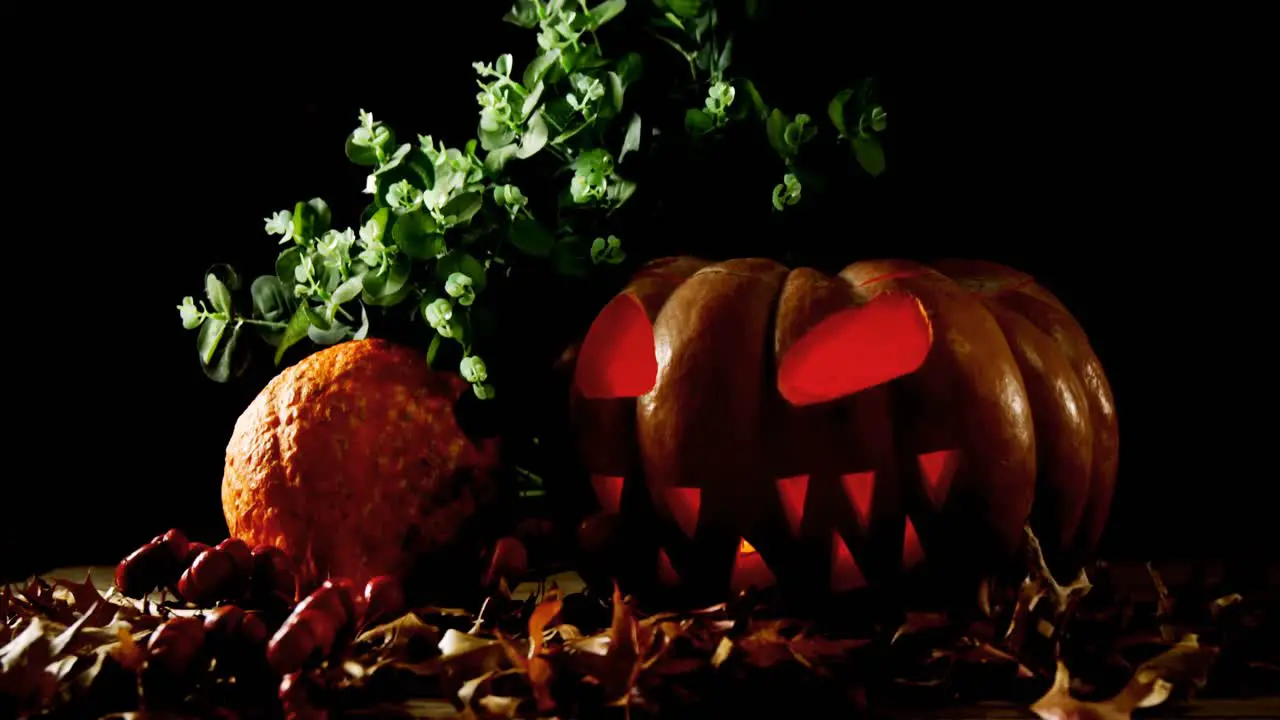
308 320 352 345
606 178 637 209
738 78 768 120
440 192 484 225
362 254 412 302
304 304 331 331
509 217 555 257
616 52 643 86
479 125 517 152
436 251 488 292
197 317 227 366
307 198 332 236
206 273 232 315
331 276 364 306
717 36 733 74
828 88 854 137
608 71 625 114
870 105 888 132
202 323 249 383
276 247 303 286
504 0 539 27
521 81 544 121
667 0 703 18
366 207 391 244
517 110 549 159
250 276 292 323
274 304 312 365
426 333 464 372
853 135 886 177
352 302 370 340
685 109 714 136
524 49 562 89
485 144 520 176
766 108 791 158
620 113 642 161
391 211 445 260
589 0 627 26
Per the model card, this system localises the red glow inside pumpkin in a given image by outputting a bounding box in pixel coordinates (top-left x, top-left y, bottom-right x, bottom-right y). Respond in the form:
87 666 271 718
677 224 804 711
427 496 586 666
731 537 776 592
917 450 959 509
590 474 624 514
657 548 679 586
775 475 809 536
903 517 925 569
840 471 876 529
831 531 867 592
574 293 658 399
665 487 702 539
777 293 933 406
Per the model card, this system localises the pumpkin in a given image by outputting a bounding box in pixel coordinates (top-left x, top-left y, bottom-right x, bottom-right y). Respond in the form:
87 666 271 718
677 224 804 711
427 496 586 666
566 257 1118 603
222 338 501 595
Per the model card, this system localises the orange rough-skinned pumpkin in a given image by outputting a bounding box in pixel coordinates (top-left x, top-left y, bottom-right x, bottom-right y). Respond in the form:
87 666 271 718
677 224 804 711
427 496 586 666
567 257 1118 602
222 338 500 595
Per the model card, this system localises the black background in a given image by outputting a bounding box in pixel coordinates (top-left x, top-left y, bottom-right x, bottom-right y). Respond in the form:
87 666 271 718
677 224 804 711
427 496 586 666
3 4 1270 581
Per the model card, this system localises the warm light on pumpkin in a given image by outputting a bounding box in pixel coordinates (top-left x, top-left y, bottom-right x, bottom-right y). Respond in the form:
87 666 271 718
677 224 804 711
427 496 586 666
730 536 776 592
657 548 679 586
775 475 809 536
831 531 867 592
903 517 925 569
840 471 876 529
776 292 933 406
665 487 702 539
917 450 959 509
574 293 658 399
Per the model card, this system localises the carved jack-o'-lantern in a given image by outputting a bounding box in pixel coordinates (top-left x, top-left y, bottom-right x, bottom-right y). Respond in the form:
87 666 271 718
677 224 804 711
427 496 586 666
567 257 1118 603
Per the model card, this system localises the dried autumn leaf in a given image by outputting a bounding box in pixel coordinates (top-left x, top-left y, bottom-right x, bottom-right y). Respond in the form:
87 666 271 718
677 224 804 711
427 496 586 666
891 612 950 644
52 572 116 626
355 611 441 661
1131 634 1218 694
0 617 58 715
526 587 562 659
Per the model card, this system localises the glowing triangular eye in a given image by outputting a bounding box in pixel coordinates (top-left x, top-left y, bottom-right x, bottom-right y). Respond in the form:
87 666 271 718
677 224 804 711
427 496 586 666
664 487 701 539
840 471 875 529
574 293 658 399
777 293 933 406
831 531 867 592
775 475 809 536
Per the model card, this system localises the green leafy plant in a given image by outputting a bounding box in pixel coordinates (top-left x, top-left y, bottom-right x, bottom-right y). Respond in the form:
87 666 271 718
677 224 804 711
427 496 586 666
178 0 888 396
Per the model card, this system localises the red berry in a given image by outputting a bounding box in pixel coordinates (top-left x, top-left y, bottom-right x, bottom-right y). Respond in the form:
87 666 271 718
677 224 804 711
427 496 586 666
240 611 269 647
115 542 169 598
279 671 326 719
251 545 295 602
146 616 207 676
204 605 246 638
161 529 190 563
321 579 359 629
185 541 211 564
267 616 319 676
363 576 406 626
217 538 254 578
178 548 239 605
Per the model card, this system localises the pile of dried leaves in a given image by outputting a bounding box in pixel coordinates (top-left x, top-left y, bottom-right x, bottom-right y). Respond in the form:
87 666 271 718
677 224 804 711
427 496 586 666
3 527 1276 719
